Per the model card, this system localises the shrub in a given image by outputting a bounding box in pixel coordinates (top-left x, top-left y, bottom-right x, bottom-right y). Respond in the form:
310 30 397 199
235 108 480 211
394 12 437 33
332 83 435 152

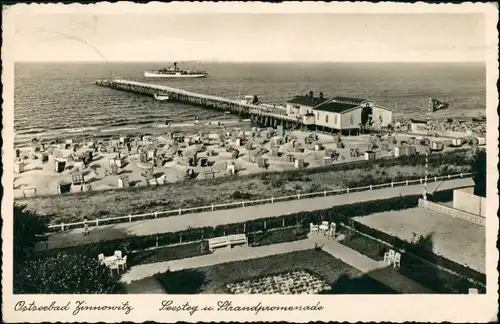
14 253 123 294
14 205 49 260
230 191 253 200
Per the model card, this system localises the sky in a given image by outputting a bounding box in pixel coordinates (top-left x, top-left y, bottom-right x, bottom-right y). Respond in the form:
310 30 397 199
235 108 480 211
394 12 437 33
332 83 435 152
11 13 487 62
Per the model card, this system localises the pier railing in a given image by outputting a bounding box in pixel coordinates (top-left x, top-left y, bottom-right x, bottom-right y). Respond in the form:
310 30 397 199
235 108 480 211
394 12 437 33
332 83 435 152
47 172 473 232
96 79 298 122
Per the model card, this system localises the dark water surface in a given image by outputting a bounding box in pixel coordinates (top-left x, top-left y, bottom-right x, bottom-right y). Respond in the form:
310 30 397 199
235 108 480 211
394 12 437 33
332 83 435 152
14 62 486 141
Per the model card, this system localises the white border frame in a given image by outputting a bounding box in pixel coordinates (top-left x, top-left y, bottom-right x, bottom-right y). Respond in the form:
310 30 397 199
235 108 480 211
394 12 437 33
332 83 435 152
2 2 498 322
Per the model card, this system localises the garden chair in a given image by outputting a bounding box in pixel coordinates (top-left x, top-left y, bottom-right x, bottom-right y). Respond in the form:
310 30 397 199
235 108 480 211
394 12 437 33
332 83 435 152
327 222 336 239
393 252 401 268
309 223 319 235
98 253 105 264
114 250 123 259
117 255 127 271
109 262 120 275
384 249 396 264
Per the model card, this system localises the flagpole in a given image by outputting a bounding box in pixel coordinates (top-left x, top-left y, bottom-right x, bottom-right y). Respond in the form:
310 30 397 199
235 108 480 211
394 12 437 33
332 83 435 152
424 98 431 201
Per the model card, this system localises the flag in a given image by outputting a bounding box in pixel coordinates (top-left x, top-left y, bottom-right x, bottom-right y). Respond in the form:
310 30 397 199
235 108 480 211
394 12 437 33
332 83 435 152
429 98 449 112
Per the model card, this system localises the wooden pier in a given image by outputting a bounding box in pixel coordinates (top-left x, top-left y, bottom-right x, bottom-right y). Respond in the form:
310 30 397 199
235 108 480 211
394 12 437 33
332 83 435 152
95 79 301 129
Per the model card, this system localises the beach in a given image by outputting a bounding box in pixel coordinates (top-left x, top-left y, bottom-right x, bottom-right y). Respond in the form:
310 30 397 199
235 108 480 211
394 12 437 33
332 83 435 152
13 124 479 198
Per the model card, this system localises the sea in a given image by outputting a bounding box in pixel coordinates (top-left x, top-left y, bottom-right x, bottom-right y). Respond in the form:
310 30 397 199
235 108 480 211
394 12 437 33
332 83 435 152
14 62 486 143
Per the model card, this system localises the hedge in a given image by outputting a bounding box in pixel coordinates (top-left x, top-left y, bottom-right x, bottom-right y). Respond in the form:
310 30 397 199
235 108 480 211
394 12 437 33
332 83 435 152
14 253 123 294
39 194 423 258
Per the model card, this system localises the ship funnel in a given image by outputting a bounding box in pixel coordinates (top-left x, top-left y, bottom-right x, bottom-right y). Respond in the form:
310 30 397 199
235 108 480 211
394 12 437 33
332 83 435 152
173 62 178 71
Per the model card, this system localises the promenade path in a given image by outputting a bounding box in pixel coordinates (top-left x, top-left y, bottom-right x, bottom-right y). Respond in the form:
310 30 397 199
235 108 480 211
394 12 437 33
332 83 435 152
41 177 473 250
121 236 433 294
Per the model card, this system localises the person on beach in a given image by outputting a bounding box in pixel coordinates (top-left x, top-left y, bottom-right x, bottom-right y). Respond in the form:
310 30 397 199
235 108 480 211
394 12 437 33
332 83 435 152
83 217 89 236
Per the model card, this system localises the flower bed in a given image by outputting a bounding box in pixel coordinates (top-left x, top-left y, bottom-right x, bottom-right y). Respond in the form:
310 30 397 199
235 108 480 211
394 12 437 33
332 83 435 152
226 270 330 294
157 250 398 294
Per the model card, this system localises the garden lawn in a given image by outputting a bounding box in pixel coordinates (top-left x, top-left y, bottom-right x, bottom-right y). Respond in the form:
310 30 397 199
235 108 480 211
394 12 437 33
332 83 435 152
128 227 308 267
156 249 397 294
15 149 474 224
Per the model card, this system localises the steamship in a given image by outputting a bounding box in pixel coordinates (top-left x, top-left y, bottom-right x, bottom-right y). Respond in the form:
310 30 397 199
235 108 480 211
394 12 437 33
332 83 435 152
144 62 208 78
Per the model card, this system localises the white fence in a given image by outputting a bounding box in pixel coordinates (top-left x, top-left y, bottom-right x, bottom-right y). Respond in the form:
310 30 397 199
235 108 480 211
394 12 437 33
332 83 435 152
48 172 473 232
419 199 485 227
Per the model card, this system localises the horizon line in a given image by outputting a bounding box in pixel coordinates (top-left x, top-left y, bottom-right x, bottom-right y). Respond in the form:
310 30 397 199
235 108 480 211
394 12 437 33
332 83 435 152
14 60 486 64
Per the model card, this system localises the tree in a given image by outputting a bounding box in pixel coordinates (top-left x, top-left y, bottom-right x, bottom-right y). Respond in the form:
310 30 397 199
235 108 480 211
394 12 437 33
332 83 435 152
14 253 123 294
472 149 486 197
14 205 49 260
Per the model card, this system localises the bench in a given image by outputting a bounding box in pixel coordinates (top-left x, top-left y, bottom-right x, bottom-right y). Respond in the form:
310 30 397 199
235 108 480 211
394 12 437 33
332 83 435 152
208 236 229 252
227 234 248 248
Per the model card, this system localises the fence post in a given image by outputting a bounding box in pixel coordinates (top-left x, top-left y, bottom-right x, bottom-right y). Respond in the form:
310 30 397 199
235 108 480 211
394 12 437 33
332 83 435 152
282 218 285 228
297 193 300 199
61 223 64 232
434 176 437 182
154 212 158 219
271 197 274 203
264 221 267 230
242 201 245 207
406 180 409 186
448 174 451 180
180 235 182 244
324 190 327 196
156 235 159 248
179 208 182 215
243 223 246 233
369 185 372 190
460 173 463 178
420 178 423 184
211 204 214 211
96 218 99 227
391 181 394 187
346 188 349 194
128 214 132 222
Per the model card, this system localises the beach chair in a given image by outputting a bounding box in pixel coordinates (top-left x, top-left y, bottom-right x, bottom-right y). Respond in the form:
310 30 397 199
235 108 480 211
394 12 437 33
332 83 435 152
98 253 105 264
117 255 127 271
393 252 401 268
114 250 122 259
384 249 396 264
309 223 319 235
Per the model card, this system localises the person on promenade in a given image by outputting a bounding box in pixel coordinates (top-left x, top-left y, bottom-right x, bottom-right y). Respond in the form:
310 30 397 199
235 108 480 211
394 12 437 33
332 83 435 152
83 217 89 236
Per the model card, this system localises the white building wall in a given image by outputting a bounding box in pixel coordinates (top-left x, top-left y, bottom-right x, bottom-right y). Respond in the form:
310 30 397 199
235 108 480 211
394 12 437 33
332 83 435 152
315 111 341 129
453 189 486 217
340 108 362 129
286 103 314 117
371 106 393 127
